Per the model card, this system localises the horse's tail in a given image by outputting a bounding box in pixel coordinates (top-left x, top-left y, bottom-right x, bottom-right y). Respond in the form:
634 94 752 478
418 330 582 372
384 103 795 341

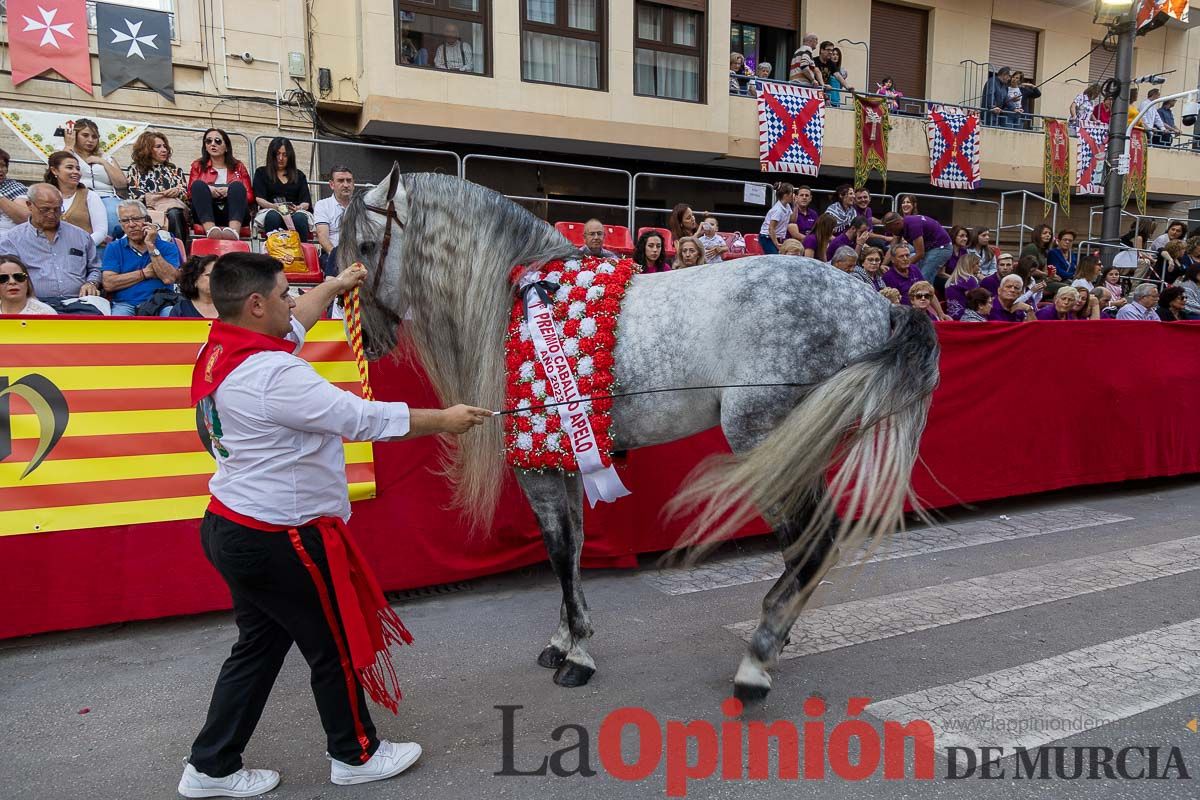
672 305 940 574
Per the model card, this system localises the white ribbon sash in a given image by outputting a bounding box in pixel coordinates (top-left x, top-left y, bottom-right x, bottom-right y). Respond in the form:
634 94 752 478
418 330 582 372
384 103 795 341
522 286 631 507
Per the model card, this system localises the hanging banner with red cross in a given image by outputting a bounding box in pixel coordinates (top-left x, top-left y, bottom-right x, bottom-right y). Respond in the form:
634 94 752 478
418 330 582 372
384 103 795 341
756 81 825 176
925 104 981 190
1075 123 1108 196
1122 126 1149 215
1043 119 1071 216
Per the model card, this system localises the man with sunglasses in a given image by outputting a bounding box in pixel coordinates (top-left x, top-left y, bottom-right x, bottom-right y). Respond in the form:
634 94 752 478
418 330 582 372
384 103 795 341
0 183 100 303
101 199 182 316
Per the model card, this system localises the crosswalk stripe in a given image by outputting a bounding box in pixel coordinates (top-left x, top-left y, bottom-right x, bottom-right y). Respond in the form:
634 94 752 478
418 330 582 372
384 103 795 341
642 506 1133 595
725 534 1200 658
867 618 1200 753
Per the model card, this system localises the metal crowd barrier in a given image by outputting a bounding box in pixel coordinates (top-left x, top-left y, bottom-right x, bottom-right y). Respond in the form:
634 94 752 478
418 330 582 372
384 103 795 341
464 154 632 229
997 190 1057 251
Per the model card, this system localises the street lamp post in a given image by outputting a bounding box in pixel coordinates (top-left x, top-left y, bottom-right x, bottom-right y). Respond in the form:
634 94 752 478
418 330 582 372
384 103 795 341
1098 6 1137 257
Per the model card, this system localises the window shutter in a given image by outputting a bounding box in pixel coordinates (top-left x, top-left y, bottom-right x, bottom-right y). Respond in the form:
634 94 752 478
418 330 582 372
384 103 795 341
869 1 927 100
1088 41 1116 87
731 0 796 29
653 0 706 11
988 23 1039 80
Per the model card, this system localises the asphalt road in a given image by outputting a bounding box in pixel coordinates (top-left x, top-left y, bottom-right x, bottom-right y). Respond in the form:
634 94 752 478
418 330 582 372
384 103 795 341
2 478 1199 800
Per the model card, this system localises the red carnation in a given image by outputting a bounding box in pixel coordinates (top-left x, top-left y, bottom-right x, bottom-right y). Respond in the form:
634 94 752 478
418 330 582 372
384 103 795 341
516 416 533 432
569 286 587 303
593 351 614 370
592 374 613 392
562 318 581 338
592 397 613 412
595 332 616 350
576 376 593 395
543 451 562 469
545 415 561 432
532 433 548 450
593 416 611 432
579 337 598 355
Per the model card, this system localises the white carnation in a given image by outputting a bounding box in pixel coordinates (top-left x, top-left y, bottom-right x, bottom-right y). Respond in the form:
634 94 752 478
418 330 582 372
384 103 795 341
575 270 595 287
586 285 605 301
568 301 586 319
531 380 547 398
545 271 562 284
577 356 594 376
563 337 580 357
563 259 582 272
554 285 571 303
516 433 533 451
580 317 598 337
519 362 536 380
545 432 562 451
532 416 547 434
596 263 617 275
517 398 532 410
518 324 531 342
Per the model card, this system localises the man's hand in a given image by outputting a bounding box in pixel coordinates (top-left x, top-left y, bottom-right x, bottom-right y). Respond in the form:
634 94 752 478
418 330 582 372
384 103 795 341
333 263 367 294
79 282 100 297
439 405 493 434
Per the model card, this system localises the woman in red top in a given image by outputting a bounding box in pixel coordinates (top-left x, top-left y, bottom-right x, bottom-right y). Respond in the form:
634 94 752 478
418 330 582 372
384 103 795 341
188 128 254 240
1093 97 1112 126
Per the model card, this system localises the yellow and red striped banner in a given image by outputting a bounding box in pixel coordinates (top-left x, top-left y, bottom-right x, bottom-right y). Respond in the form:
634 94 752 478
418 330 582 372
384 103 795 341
0 319 375 537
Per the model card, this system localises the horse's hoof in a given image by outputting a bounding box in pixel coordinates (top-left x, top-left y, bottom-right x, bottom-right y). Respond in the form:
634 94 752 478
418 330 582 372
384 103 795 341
733 681 772 703
537 645 567 669
733 656 772 703
553 660 595 688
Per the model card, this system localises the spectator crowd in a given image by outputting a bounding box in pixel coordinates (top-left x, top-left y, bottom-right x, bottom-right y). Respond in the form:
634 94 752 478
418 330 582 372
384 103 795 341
0 122 356 317
0 118 1195 324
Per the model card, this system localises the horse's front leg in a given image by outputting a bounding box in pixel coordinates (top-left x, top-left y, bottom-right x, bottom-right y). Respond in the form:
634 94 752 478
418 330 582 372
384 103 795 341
515 469 595 688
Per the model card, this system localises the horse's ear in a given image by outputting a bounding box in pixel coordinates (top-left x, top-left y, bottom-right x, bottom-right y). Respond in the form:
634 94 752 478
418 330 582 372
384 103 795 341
387 162 404 202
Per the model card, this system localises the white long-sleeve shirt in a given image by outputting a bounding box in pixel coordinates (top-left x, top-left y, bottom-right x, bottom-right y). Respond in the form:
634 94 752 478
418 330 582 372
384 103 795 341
207 318 411 526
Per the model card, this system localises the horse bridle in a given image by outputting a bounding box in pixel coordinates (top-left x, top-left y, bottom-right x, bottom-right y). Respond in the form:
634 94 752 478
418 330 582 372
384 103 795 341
360 169 405 297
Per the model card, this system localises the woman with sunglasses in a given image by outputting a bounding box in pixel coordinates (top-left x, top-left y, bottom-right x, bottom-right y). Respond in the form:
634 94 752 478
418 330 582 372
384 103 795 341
188 128 253 240
0 256 56 315
907 281 950 321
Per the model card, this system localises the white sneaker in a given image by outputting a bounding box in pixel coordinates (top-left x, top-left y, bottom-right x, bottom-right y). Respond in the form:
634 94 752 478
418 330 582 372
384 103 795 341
205 227 223 239
177 762 280 798
329 740 421 786
221 227 240 240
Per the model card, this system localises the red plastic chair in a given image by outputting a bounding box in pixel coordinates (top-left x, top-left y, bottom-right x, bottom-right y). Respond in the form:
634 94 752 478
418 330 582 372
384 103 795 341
742 234 765 256
193 224 252 240
637 226 674 257
604 225 635 256
554 221 586 247
189 238 251 257
283 243 325 285
174 238 188 260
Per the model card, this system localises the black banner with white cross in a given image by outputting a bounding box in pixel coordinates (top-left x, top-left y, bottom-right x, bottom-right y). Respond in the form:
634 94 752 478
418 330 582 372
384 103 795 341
96 2 174 101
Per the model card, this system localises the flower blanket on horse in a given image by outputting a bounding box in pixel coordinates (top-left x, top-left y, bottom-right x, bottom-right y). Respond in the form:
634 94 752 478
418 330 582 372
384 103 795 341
503 257 636 485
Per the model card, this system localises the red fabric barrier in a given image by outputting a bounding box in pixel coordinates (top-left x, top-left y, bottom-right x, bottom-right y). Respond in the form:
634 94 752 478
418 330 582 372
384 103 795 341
2 321 1198 639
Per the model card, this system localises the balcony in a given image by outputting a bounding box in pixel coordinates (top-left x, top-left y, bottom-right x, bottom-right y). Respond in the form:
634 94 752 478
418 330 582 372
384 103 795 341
724 93 1198 200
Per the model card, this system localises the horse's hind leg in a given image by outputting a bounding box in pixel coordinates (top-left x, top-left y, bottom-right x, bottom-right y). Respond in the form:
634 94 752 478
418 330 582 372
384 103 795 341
733 505 837 702
515 469 595 688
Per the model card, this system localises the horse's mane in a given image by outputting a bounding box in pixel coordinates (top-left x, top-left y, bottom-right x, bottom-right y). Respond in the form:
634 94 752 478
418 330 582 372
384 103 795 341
344 172 578 529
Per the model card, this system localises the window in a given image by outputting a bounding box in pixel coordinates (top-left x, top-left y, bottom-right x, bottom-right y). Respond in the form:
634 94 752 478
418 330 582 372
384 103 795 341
868 1 927 111
634 1 706 103
521 0 606 90
396 0 489 75
730 22 794 82
988 23 1038 83
1088 41 1116 87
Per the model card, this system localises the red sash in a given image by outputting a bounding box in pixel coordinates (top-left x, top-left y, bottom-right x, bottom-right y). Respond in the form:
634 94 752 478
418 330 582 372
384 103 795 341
207 497 412 714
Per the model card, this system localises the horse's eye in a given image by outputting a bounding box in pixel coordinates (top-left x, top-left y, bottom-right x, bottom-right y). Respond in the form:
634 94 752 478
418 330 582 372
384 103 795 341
360 242 376 255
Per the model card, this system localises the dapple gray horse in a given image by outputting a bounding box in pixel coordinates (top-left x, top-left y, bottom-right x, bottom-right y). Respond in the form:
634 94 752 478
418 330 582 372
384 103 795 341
338 165 939 700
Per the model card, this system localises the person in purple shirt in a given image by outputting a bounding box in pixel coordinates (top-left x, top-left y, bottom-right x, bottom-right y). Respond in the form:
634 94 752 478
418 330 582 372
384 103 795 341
882 211 952 282
825 216 871 261
882 243 921 303
944 225 970 274
944 252 981 320
786 185 819 240
989 274 1036 321
852 187 875 228
1035 286 1085 320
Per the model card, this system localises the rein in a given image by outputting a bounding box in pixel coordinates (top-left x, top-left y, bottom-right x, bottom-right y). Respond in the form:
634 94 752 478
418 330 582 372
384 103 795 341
341 264 374 401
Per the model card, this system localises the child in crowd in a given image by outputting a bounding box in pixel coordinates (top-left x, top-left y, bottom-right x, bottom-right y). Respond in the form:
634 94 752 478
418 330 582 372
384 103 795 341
779 239 805 256
758 182 794 254
696 216 728 264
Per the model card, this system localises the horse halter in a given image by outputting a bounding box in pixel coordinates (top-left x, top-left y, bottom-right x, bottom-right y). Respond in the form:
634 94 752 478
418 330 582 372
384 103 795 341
361 170 405 295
